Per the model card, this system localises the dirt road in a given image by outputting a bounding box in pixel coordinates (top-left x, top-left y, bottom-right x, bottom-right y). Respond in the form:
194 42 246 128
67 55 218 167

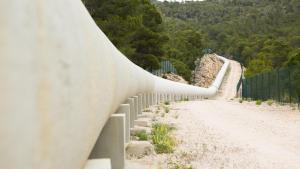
127 59 300 169
171 59 300 168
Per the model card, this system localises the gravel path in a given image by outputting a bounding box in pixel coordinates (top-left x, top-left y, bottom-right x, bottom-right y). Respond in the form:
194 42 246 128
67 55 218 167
172 100 300 169
127 59 300 169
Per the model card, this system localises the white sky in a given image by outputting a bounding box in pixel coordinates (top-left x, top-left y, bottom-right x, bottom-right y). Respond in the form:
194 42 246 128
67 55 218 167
157 0 204 2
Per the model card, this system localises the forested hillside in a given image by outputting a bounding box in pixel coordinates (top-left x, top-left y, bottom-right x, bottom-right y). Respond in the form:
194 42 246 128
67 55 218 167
82 0 204 81
155 0 300 76
82 0 168 71
82 0 300 80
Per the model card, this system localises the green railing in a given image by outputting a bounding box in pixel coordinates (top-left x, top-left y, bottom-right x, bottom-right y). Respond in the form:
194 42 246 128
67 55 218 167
242 65 300 106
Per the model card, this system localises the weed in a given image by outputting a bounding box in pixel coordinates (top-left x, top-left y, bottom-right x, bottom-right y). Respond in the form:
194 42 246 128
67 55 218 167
169 162 193 169
256 100 262 105
151 123 175 154
267 99 274 106
135 130 148 141
239 99 243 103
164 106 170 113
164 101 170 105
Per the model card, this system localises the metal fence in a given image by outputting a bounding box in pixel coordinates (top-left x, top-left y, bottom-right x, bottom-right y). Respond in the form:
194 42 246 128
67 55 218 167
151 60 177 76
242 65 300 106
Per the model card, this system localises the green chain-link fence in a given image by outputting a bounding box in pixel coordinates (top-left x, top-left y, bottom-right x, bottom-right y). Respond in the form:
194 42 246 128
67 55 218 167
242 65 300 106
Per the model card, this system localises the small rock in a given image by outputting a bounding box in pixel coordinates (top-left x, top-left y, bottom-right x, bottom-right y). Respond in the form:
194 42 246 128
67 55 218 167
126 141 155 159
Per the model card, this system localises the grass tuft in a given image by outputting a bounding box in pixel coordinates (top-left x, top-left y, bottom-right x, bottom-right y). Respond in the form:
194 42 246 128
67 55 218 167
164 106 170 113
135 130 148 141
256 100 262 105
151 123 175 154
267 99 274 106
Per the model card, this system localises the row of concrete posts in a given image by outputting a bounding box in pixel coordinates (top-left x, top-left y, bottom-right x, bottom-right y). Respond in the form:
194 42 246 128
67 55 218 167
84 93 203 169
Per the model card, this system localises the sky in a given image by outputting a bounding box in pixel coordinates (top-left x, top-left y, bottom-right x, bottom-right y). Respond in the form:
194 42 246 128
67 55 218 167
157 0 204 2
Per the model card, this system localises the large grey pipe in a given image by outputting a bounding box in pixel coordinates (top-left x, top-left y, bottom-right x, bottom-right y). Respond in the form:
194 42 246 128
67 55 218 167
0 0 228 169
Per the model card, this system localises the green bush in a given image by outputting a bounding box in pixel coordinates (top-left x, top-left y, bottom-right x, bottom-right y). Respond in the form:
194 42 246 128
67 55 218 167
169 58 192 83
151 123 175 154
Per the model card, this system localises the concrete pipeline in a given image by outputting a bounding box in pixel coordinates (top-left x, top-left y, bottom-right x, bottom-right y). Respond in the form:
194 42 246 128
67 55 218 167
0 0 228 169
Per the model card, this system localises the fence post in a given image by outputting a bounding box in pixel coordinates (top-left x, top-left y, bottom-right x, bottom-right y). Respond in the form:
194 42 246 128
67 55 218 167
277 69 280 102
288 69 292 104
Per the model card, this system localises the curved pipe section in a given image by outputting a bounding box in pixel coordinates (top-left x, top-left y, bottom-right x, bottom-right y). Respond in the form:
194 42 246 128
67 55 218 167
0 1 228 169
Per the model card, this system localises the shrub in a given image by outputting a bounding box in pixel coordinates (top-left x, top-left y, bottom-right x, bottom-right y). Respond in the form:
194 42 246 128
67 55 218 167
164 101 170 105
164 106 170 113
151 123 175 154
256 100 262 105
239 99 243 103
136 130 148 141
267 99 274 106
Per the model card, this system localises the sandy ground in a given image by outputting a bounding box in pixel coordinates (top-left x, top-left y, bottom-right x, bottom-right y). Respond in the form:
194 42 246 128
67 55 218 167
127 60 300 169
171 100 300 169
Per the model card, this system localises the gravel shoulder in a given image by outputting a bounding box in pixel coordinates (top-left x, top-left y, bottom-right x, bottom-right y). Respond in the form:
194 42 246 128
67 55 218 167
172 100 300 169
127 59 300 169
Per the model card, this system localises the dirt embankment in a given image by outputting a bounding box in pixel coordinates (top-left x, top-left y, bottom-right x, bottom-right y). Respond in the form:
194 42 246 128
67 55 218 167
194 54 223 88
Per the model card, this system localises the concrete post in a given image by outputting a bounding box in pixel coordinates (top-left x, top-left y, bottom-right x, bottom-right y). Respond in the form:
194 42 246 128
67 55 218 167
138 94 142 114
89 114 125 169
145 93 149 108
126 98 135 128
158 94 161 103
142 93 147 110
133 96 138 120
152 93 155 105
84 159 111 169
149 93 152 106
148 93 152 106
115 104 130 143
